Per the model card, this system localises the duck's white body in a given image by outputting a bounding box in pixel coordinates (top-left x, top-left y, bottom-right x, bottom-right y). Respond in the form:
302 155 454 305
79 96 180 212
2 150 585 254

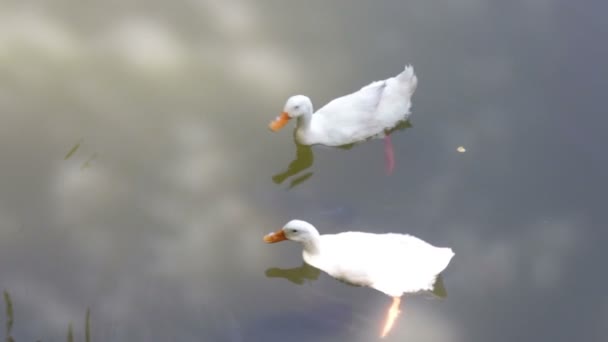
264 220 454 297
304 231 453 297
270 65 418 147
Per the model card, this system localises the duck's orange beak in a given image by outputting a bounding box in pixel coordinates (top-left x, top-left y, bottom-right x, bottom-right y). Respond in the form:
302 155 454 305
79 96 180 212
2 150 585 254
264 229 287 243
269 112 291 132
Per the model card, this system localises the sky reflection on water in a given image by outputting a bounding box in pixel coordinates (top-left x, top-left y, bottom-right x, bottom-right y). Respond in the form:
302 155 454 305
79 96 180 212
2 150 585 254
0 1 607 341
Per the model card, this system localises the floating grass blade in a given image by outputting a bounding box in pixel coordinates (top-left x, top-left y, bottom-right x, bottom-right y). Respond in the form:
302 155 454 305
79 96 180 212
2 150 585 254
3 290 14 342
66 322 73 342
80 153 98 170
64 139 83 160
85 308 91 342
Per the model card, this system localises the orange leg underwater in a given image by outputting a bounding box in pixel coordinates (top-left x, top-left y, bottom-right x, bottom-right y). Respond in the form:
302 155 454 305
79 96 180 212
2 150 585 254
380 296 401 338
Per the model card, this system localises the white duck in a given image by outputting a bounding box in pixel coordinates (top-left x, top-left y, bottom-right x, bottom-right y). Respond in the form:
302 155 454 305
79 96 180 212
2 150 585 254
268 65 418 175
264 219 454 338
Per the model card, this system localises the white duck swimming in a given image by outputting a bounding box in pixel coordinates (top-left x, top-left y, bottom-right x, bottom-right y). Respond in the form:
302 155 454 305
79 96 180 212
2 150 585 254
269 65 418 175
264 219 454 337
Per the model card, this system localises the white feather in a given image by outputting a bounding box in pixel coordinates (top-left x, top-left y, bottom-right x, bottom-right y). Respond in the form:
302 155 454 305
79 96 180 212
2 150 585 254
280 65 419 146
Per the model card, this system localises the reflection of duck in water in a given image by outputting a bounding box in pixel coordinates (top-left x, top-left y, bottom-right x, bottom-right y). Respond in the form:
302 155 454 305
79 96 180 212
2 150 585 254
265 261 321 285
263 219 454 338
272 120 412 189
269 65 418 175
271 141 314 188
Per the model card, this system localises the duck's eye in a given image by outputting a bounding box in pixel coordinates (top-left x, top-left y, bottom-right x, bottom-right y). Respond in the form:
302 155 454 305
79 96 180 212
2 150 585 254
290 229 298 234
294 105 300 110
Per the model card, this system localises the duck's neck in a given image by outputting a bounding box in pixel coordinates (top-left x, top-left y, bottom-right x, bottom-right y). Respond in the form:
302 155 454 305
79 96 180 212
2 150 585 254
302 235 321 256
296 112 317 144
296 112 314 130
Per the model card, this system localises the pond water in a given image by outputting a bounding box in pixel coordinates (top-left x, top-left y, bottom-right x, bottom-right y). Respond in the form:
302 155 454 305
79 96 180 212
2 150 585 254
1 1 606 341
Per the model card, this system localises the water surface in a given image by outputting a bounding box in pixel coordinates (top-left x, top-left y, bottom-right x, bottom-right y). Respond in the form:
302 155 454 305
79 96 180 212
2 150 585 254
0 1 606 341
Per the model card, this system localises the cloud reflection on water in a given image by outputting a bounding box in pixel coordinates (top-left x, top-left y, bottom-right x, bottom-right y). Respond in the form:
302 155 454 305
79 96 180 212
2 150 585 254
0 1 605 342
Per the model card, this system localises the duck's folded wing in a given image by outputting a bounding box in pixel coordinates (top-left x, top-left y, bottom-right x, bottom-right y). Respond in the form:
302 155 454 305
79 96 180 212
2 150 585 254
324 232 453 281
315 80 389 122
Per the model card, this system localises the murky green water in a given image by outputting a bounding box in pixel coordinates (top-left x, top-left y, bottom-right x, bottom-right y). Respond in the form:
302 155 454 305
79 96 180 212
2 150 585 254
1 1 606 341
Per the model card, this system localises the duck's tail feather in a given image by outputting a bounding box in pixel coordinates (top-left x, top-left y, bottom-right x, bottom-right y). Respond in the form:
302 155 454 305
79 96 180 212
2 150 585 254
396 64 418 96
434 247 455 275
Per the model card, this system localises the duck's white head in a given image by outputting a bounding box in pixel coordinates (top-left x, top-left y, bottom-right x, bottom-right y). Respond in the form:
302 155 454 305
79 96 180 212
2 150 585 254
268 95 313 132
263 219 320 244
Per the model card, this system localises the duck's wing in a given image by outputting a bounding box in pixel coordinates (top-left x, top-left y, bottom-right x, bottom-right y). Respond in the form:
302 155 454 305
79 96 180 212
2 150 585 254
320 232 453 293
316 66 417 122
308 81 390 145
312 66 418 145
315 80 388 123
